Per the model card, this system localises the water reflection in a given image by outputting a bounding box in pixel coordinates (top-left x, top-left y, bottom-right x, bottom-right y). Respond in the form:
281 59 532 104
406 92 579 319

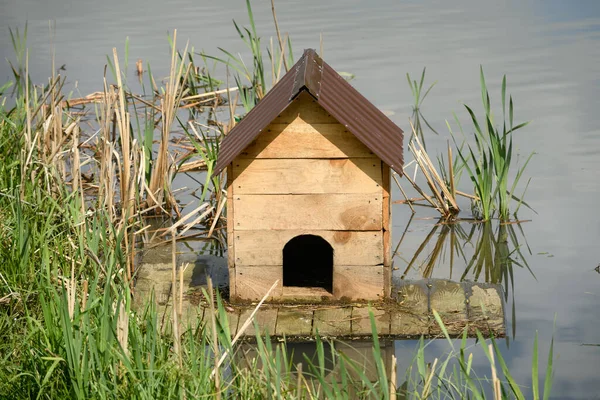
395 218 533 338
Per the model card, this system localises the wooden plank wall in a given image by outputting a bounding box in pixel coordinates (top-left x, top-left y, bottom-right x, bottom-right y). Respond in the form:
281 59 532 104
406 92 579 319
230 92 390 301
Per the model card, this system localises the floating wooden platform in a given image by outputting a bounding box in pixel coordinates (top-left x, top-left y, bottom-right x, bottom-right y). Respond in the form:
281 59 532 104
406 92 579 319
134 243 505 340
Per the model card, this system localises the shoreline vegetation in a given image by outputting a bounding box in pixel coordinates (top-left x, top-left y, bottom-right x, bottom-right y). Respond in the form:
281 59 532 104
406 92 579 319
0 1 554 398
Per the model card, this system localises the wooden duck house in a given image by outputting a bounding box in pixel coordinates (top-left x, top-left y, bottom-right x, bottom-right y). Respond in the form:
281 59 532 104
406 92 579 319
214 49 404 302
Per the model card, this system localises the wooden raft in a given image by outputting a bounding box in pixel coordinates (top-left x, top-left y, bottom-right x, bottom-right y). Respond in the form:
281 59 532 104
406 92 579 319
134 238 505 340
189 280 505 340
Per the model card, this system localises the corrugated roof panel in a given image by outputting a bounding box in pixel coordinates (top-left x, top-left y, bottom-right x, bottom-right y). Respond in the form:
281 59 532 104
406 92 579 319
213 63 297 174
214 49 404 176
318 63 404 174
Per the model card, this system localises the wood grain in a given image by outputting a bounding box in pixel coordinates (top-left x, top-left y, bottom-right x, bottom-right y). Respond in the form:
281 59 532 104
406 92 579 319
275 309 313 336
238 308 278 336
232 158 382 194
351 306 390 335
234 230 383 266
272 92 339 124
234 266 282 301
333 265 384 300
239 121 374 159
313 307 352 336
233 194 382 231
381 163 391 297
226 164 236 297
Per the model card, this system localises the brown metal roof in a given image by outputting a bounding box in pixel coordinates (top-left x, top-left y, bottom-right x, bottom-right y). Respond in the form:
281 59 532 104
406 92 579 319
214 49 404 175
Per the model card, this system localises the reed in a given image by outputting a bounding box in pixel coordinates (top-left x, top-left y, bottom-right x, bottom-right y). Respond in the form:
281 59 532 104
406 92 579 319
202 0 294 112
449 67 534 221
147 31 191 212
407 67 439 149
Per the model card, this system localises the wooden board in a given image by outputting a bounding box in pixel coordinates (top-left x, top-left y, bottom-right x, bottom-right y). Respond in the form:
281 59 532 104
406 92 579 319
234 266 282 301
351 307 390 335
281 287 333 301
467 285 505 334
272 92 339 124
227 164 236 296
390 312 429 337
275 309 313 336
381 163 391 297
232 158 382 194
238 308 278 336
333 265 384 300
233 194 382 231
429 280 467 335
396 282 429 314
239 122 374 159
234 230 383 266
313 307 352 336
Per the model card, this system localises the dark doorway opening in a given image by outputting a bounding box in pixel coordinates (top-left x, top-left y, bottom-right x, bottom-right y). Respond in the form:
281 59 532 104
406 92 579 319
283 235 333 292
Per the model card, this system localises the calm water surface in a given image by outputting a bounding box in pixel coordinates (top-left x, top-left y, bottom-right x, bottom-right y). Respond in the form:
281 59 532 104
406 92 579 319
1 0 599 397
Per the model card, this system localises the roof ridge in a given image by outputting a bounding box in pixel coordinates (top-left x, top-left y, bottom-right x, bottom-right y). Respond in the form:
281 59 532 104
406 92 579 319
290 49 323 100
213 49 404 176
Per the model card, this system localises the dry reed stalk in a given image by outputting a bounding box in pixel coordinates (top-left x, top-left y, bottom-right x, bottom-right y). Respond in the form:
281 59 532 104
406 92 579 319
136 59 143 80
296 363 303 399
448 142 456 200
180 87 238 102
178 206 214 237
162 204 210 237
81 280 88 310
210 280 280 379
67 259 76 321
112 48 134 220
277 34 288 82
270 38 276 85
421 357 438 399
411 141 450 214
270 0 288 72
117 301 129 357
456 190 479 201
178 263 188 323
402 168 441 211
148 31 191 211
319 33 324 58
390 354 397 398
171 235 181 365
71 123 86 219
98 77 118 220
206 277 221 400
407 125 459 217
177 159 207 173
489 343 501 400
207 196 226 238
392 173 415 213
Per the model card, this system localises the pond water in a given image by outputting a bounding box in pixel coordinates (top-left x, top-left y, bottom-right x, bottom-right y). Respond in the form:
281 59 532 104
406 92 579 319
2 0 599 397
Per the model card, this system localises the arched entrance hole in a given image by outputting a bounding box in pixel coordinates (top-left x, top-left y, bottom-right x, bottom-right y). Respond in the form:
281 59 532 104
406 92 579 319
283 235 333 293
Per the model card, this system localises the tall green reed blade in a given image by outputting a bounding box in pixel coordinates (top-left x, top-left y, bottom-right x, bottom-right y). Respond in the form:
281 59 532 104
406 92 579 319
450 67 534 220
407 68 438 149
8 24 31 97
183 122 220 203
